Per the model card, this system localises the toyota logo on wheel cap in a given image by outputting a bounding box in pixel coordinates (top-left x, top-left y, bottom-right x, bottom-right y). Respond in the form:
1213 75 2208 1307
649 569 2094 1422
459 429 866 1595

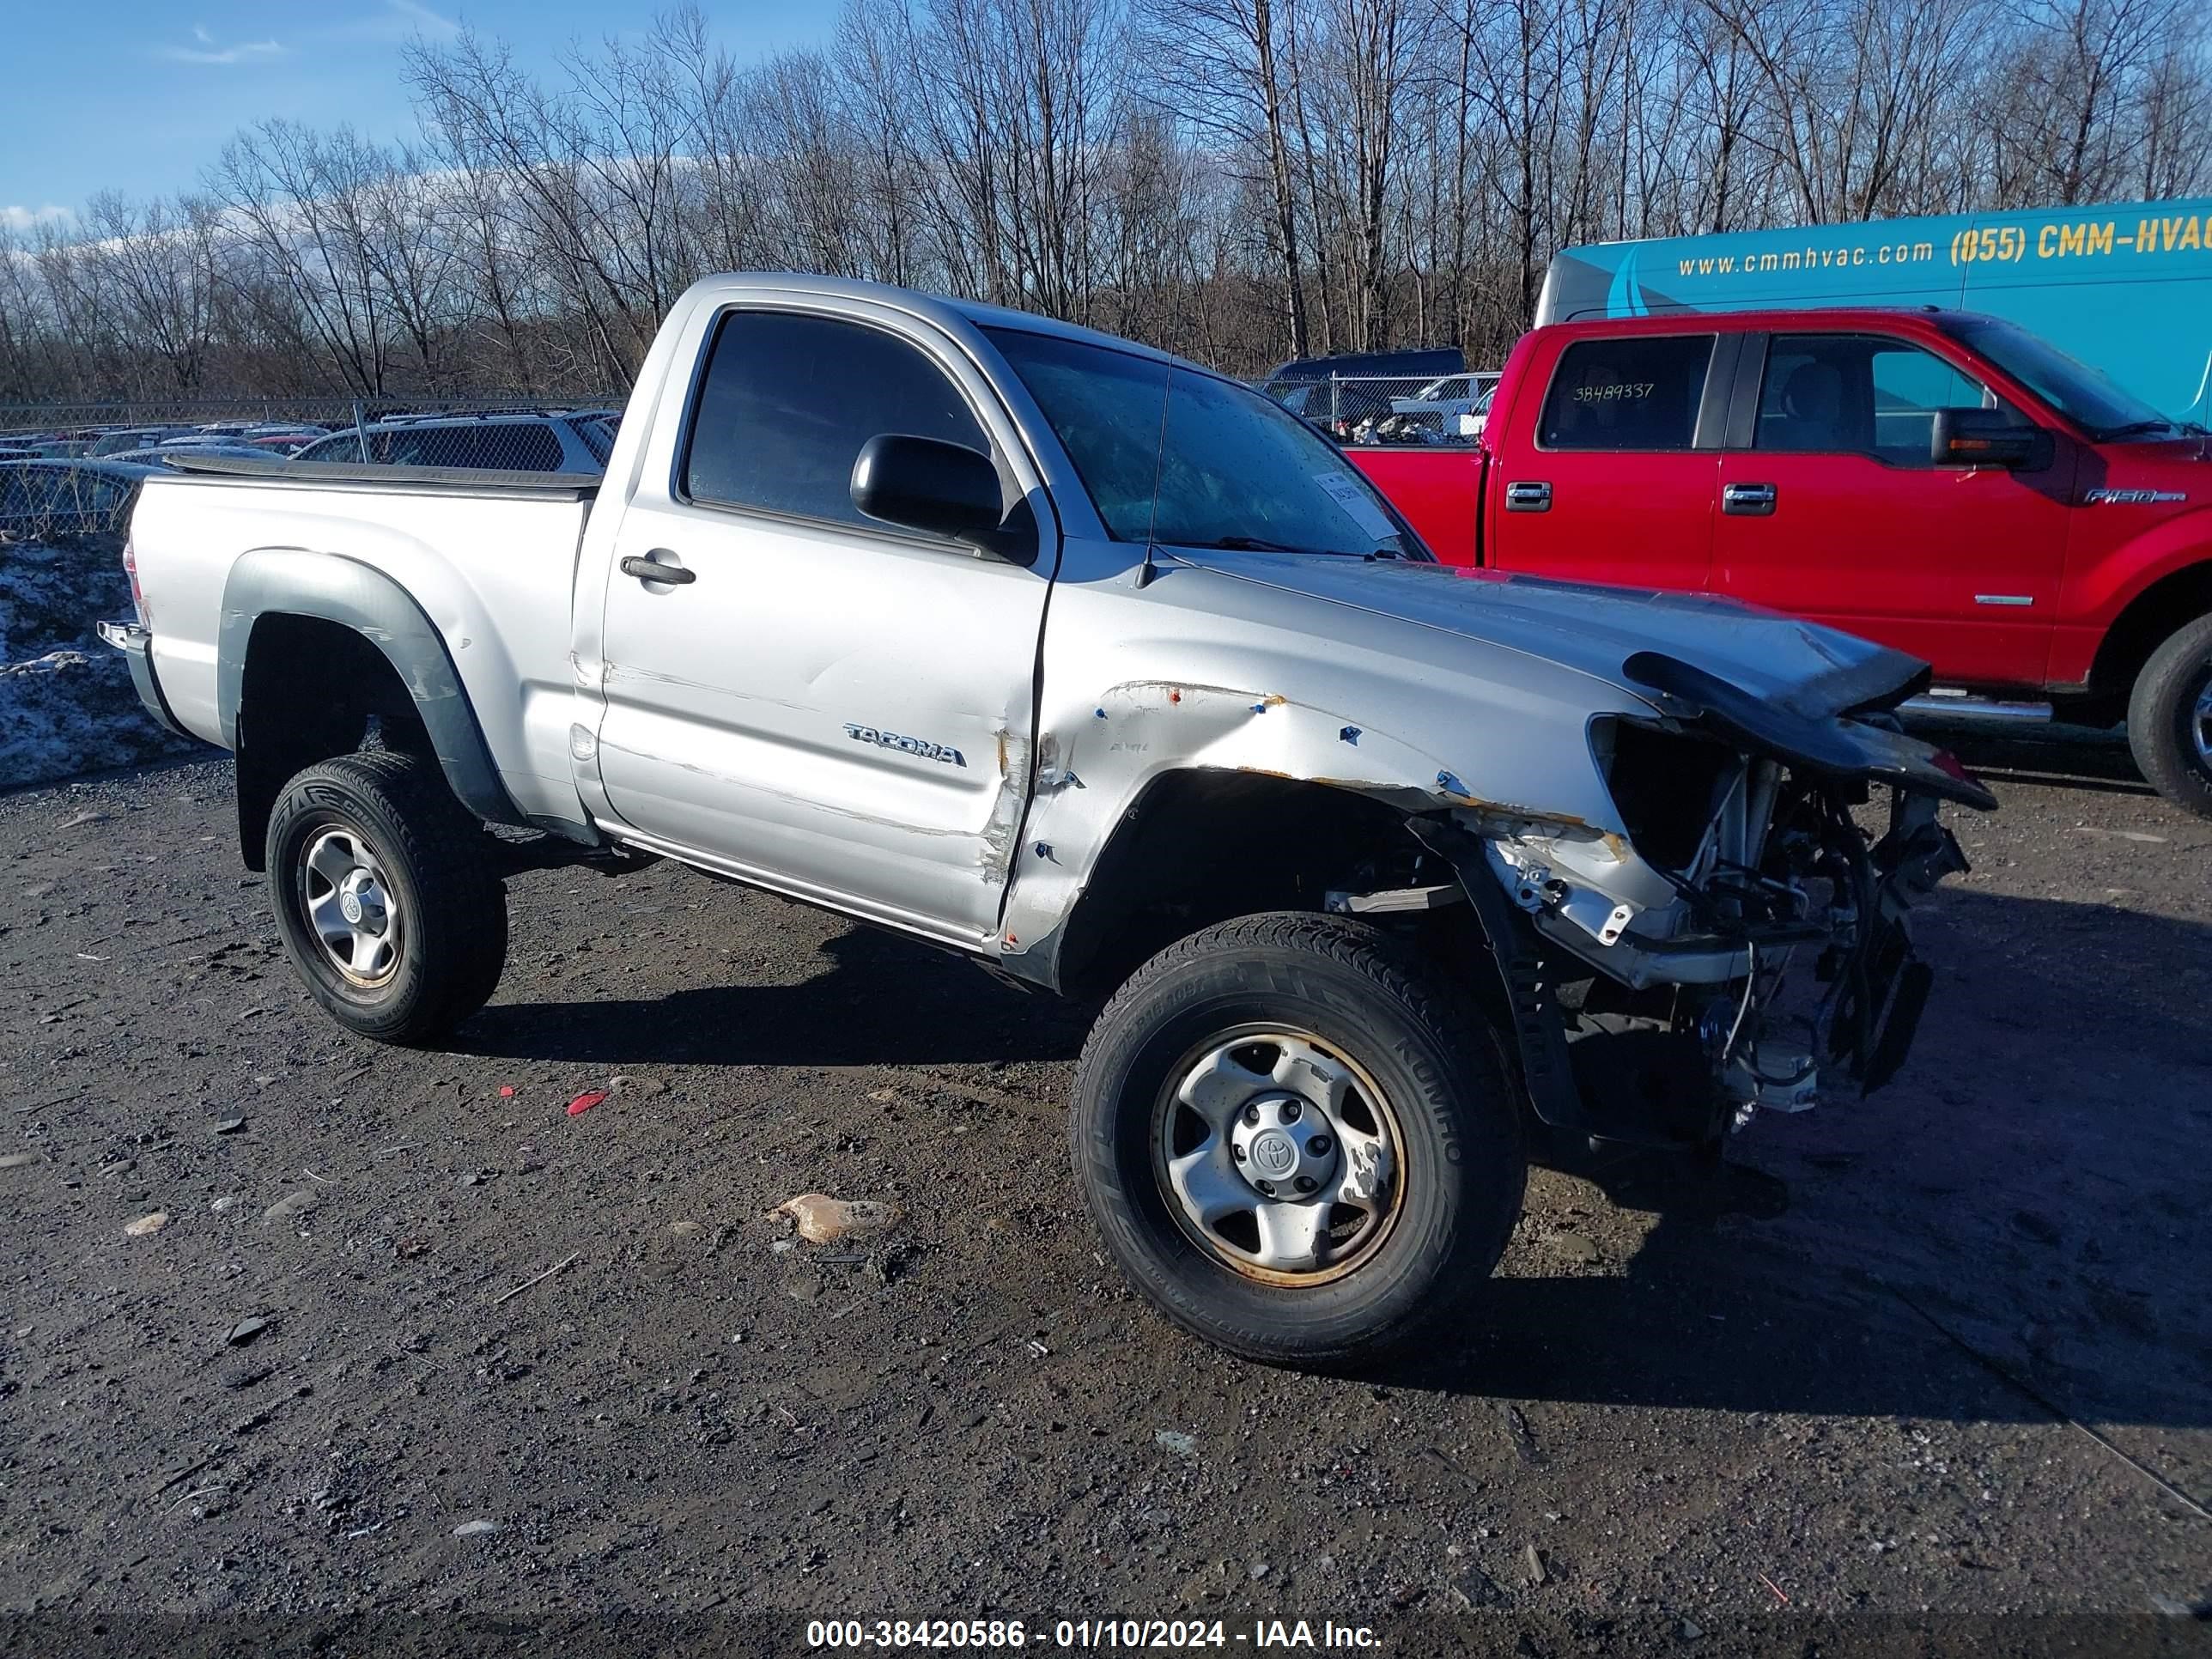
1249 1130 1298 1178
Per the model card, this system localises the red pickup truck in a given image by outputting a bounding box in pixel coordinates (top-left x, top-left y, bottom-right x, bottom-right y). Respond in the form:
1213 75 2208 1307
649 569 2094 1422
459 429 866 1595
1346 307 2212 817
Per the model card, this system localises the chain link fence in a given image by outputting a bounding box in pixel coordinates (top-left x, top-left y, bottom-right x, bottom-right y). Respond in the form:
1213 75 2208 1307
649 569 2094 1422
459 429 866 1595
1265 373 1497 447
2 394 625 543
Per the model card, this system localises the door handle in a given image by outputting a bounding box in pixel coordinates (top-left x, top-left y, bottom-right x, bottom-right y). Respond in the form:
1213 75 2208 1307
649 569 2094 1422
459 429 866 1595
621 553 696 586
1723 482 1777 516
1504 481 1552 513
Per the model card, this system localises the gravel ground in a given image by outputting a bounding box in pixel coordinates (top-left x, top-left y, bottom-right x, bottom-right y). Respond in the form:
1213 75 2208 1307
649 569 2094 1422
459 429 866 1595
2 736 2209 1658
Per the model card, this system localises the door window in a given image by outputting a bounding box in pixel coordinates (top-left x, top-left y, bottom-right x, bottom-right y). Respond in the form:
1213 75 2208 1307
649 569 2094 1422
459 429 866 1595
1756 335 2009 465
683 310 990 531
1538 336 1714 451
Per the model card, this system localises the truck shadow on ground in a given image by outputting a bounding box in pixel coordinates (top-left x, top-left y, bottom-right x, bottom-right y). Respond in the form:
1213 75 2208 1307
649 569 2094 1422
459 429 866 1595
462 888 2212 1431
462 924 1098 1066
1373 887 2212 1431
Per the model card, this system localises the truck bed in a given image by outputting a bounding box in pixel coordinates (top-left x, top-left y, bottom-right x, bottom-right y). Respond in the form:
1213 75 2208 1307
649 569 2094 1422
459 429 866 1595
128 458 600 834
160 452 602 498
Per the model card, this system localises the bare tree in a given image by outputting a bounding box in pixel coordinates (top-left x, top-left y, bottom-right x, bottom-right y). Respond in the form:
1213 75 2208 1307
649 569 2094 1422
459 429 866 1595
8 0 2212 404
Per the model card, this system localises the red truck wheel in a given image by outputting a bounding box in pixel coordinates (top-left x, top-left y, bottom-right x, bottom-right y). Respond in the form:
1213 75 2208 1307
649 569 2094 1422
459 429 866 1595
2127 613 2212 820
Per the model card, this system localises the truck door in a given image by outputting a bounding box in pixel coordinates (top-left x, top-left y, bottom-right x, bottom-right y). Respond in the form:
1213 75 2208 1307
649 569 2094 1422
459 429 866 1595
1711 331 2069 688
1485 331 1726 592
589 304 1052 945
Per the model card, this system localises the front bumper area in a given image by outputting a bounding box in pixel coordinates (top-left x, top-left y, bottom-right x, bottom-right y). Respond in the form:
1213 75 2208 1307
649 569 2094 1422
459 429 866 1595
1413 773 1973 1151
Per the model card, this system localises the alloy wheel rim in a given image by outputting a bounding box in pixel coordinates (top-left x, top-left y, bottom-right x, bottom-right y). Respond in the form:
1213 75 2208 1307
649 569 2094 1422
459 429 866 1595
2192 674 2212 769
1152 1026 1404 1285
299 827 403 988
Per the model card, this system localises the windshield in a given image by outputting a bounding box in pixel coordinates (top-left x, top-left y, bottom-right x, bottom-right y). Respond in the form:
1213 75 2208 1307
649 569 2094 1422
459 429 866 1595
986 326 1417 558
1947 317 2179 438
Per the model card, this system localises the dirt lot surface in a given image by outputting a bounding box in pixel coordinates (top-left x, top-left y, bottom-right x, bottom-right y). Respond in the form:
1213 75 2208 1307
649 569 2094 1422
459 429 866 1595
3 732 2209 1657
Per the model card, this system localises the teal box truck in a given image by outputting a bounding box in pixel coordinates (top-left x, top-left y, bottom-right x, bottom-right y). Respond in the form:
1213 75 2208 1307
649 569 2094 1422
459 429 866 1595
1538 198 2212 422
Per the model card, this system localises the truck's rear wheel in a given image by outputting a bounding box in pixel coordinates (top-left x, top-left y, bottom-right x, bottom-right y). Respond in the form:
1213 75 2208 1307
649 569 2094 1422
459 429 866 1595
2127 612 2212 820
265 750 507 1043
1071 912 1524 1366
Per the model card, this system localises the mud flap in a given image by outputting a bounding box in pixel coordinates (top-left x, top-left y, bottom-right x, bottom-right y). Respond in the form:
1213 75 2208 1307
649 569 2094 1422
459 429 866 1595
1406 817 1585 1130
1861 957 1935 1096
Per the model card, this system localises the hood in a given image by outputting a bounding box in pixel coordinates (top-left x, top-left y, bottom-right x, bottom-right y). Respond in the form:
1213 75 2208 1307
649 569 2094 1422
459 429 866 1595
1167 549 1929 720
2085 434 2212 497
1164 548 1999 811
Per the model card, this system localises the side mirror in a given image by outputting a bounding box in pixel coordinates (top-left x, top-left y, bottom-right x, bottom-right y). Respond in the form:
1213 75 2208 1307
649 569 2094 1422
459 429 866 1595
851 434 1004 541
1930 407 2051 471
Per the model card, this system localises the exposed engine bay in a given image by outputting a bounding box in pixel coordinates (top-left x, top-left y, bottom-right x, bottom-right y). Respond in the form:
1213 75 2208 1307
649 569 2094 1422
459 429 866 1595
1385 652 1994 1150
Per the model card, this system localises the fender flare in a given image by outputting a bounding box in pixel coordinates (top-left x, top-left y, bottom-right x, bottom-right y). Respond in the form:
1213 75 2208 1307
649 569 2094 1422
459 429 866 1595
218 547 526 829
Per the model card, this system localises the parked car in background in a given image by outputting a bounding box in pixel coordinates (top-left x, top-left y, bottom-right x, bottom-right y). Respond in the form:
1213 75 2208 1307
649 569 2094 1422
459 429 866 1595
1262 348 1467 439
1262 350 1498 446
1389 371 1501 439
291 410 616 472
244 431 325 454
112 272 1988 1365
88 428 198 457
0 459 155 539
1344 305 2212 817
108 445 281 466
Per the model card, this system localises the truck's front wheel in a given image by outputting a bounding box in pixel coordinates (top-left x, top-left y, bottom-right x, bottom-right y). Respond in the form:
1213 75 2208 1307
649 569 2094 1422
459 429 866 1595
1071 912 1524 1366
265 751 508 1043
2128 612 2212 820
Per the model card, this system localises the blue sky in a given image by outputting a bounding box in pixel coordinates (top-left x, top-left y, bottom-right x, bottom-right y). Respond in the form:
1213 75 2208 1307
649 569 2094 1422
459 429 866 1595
1 1 830 230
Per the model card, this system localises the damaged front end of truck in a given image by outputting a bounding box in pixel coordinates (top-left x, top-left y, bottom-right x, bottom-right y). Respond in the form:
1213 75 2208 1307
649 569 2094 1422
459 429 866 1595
1394 648 1993 1148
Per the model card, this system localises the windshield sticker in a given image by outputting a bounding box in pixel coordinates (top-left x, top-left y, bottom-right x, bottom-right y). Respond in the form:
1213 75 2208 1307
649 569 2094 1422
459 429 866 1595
1312 471 1398 541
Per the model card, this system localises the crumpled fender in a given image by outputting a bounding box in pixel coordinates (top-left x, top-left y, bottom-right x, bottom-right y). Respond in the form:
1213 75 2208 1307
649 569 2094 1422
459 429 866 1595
993 675 1635 985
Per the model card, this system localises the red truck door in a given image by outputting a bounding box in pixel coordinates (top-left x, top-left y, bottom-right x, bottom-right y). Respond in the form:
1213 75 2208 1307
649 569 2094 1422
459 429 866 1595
1711 331 2072 689
1483 330 1727 592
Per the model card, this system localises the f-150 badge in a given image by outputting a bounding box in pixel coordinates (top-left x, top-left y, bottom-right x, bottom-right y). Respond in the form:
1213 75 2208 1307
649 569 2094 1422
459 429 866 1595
844 723 967 767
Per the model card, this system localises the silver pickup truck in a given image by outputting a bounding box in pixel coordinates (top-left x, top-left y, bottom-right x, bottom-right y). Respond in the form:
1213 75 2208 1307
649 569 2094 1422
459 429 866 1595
107 273 1992 1364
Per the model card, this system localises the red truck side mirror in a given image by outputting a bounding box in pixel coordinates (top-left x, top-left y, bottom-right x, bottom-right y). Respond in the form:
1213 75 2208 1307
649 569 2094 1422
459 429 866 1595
1930 407 2051 471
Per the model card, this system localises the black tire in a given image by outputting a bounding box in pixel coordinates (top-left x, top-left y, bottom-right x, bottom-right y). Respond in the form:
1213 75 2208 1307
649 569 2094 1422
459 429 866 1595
1071 911 1525 1366
2126 611 2212 820
264 750 507 1043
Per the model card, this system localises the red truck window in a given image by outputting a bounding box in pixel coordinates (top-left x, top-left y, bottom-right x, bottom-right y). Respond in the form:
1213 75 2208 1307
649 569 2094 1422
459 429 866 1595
1539 336 1713 451
1754 335 2008 466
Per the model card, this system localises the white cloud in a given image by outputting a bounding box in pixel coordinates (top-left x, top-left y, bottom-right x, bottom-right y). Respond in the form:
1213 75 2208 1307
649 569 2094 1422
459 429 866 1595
157 35 286 65
2 204 74 233
384 0 462 40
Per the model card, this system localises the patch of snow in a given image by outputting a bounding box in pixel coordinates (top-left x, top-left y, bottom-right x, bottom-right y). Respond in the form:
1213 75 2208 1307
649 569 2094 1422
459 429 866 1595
0 532 204 788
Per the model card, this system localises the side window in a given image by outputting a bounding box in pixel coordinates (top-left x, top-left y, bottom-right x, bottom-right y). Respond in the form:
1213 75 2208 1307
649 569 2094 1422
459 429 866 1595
683 310 990 529
1539 336 1714 451
296 434 356 463
1756 335 2009 465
